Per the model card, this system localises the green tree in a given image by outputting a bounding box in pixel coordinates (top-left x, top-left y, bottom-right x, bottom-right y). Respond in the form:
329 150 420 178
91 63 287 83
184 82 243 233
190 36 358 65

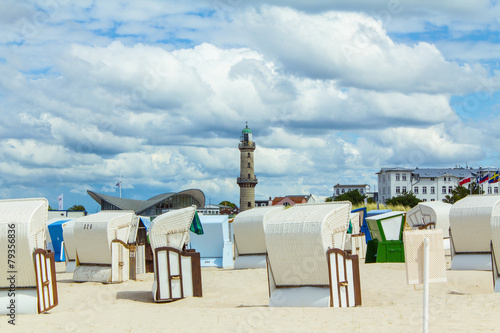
48 205 53 211
443 184 479 204
68 204 86 211
325 197 333 202
385 192 421 208
334 190 366 205
219 201 236 208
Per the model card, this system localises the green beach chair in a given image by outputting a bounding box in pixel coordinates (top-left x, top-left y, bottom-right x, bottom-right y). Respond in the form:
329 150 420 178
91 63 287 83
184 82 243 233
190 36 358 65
365 211 406 263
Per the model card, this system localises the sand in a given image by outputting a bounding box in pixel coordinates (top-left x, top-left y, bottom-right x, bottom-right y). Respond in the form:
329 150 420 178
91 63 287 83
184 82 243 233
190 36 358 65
1 258 500 333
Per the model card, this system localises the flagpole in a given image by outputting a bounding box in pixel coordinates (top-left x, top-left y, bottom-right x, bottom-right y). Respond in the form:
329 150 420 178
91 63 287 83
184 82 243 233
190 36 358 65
119 172 122 198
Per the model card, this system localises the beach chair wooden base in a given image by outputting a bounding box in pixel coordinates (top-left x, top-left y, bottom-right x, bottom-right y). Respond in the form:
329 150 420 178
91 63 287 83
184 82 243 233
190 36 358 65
0 289 38 315
0 249 58 315
234 254 266 269
73 240 131 283
376 240 405 263
153 247 202 302
267 249 361 307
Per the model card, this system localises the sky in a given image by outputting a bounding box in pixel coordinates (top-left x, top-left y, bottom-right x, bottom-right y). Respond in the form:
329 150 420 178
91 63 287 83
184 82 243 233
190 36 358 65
1 0 500 212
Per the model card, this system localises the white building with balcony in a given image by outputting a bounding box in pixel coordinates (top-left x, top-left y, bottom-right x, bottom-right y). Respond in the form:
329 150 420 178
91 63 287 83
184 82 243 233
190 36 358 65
377 167 499 203
333 184 370 198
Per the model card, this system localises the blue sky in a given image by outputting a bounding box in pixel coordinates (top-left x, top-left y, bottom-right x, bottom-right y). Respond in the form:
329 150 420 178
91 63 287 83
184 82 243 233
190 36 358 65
0 0 499 211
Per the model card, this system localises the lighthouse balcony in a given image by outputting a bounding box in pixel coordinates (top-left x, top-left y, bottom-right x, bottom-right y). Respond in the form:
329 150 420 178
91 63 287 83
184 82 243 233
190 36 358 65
237 177 258 184
238 142 255 149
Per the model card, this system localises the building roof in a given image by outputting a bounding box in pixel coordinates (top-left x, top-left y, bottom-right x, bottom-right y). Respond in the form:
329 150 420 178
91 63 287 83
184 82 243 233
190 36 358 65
87 189 205 215
272 196 308 205
334 184 369 188
378 167 498 178
377 167 414 174
242 124 252 134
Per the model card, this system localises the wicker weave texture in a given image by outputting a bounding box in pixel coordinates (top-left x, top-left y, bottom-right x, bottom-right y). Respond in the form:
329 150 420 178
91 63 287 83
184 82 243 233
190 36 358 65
265 202 351 287
149 206 196 251
233 205 284 255
406 202 451 237
73 211 135 265
449 195 500 253
403 229 447 285
0 198 48 288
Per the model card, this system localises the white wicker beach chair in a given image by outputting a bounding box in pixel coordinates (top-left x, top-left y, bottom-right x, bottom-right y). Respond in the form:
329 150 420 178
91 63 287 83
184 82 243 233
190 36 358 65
232 205 284 269
72 211 138 283
264 202 361 307
407 202 451 234
0 198 58 314
449 195 500 271
149 206 202 302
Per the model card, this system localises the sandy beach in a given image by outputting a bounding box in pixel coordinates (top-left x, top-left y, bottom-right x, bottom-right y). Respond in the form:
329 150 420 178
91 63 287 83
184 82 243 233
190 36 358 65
1 257 499 333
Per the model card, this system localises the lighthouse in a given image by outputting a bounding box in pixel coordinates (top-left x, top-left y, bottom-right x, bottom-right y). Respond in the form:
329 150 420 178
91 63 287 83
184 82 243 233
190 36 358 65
237 123 258 211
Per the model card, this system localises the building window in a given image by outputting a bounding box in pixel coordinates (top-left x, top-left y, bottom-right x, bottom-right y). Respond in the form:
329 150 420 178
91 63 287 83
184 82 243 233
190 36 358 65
448 186 452 194
382 188 386 195
248 163 251 168
396 173 400 181
396 186 400 194
442 186 446 194
360 189 364 194
336 189 340 195
342 189 345 193
422 199 427 202
402 174 407 181
495 187 499 194
383 174 386 181
431 199 435 201
422 186 427 194
248 174 250 179
414 186 418 194
430 178 435 181
488 187 492 194
247 202 252 208
402 186 407 193
430 187 435 194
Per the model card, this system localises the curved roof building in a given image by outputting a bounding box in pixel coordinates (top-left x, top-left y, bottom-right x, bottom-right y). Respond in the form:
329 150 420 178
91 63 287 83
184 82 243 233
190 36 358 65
87 189 205 217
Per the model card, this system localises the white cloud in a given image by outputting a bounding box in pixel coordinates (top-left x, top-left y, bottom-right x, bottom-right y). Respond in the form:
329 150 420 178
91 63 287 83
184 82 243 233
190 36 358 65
0 2 498 207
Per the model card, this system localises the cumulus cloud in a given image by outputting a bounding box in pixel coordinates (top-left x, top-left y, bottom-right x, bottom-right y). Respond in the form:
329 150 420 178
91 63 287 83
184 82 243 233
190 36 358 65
0 2 498 208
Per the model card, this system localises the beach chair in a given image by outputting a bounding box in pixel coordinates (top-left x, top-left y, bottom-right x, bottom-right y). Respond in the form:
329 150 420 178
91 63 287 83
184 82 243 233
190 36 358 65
46 218 73 262
365 211 406 263
232 205 284 269
72 211 138 283
149 206 202 302
188 214 233 268
0 198 58 315
345 209 367 259
450 195 500 271
265 202 361 307
406 201 452 249
363 209 392 242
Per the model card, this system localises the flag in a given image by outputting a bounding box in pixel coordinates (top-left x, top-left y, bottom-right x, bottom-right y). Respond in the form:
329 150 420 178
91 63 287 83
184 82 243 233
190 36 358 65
116 181 121 187
190 211 204 235
489 171 500 184
57 194 63 210
459 174 472 186
479 174 490 184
